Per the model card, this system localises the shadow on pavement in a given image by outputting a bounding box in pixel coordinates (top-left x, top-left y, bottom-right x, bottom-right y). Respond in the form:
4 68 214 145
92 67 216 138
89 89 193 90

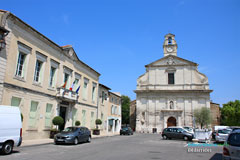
209 153 222 160
0 150 20 156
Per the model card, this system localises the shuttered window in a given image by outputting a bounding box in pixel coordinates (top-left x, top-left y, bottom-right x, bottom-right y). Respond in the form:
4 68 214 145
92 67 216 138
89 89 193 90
72 108 78 125
82 110 86 126
91 112 95 129
45 103 53 128
28 101 39 127
11 97 21 107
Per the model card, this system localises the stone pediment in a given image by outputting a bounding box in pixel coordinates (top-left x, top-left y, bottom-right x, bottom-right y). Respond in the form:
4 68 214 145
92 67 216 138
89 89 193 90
145 55 197 67
62 45 79 61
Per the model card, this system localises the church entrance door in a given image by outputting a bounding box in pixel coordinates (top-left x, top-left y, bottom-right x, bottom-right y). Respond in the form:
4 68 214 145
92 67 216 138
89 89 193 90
167 117 176 127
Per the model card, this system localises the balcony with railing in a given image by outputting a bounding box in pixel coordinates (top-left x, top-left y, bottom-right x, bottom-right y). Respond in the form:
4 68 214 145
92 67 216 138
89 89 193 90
56 87 79 102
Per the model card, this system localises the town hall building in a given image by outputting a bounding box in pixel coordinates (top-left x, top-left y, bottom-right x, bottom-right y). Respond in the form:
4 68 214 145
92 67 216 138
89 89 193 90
134 33 212 133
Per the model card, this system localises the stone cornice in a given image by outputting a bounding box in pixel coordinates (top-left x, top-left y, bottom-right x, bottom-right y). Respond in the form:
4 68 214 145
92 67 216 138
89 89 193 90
134 89 213 93
161 109 183 112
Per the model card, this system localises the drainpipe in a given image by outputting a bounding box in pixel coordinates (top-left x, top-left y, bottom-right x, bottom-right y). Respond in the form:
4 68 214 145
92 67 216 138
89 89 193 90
96 83 100 119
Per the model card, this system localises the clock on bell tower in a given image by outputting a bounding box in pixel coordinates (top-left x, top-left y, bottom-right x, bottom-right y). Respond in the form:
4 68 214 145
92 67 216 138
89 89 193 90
163 33 178 57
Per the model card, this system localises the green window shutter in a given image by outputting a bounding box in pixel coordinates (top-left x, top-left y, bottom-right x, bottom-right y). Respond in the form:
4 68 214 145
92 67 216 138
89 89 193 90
45 103 53 127
72 108 77 125
82 110 86 126
91 112 94 129
11 97 21 107
28 101 38 127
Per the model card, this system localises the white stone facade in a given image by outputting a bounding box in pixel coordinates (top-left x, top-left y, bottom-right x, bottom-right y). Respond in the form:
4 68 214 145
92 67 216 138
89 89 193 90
135 33 212 133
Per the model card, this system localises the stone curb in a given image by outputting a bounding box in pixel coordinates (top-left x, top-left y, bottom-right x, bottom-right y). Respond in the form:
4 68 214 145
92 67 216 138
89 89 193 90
21 134 118 148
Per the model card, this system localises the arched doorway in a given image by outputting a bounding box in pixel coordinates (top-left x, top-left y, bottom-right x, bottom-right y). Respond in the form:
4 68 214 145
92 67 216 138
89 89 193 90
167 117 176 127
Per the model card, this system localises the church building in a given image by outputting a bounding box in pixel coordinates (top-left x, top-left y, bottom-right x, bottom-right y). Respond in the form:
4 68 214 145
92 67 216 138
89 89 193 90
134 33 212 133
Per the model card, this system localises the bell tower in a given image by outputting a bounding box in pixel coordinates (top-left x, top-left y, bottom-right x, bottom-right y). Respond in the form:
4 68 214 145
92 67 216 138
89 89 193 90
163 33 178 57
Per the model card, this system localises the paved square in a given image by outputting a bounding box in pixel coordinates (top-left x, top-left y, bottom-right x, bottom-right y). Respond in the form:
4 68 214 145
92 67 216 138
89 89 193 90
0 134 223 160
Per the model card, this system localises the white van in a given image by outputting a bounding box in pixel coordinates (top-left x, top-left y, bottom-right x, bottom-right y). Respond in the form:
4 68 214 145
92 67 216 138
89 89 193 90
0 105 22 154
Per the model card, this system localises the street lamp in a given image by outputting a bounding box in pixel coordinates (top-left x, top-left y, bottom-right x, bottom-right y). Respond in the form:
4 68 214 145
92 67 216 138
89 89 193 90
0 26 9 51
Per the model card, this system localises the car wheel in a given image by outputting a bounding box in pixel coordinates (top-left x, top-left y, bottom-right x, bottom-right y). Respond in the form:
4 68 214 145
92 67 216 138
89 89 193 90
162 135 168 140
87 136 91 143
1 141 13 155
74 138 78 145
183 136 189 141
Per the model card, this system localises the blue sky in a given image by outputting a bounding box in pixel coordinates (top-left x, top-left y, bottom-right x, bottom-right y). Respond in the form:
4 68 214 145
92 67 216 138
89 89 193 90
2 0 240 106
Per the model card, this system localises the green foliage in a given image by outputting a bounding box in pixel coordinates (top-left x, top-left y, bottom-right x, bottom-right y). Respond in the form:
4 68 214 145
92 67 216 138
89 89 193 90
221 100 240 126
95 119 102 125
121 95 131 125
52 116 64 130
194 107 211 129
75 120 81 126
21 113 23 122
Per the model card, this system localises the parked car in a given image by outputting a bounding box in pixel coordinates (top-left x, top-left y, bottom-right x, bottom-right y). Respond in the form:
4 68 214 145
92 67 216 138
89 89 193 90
54 127 91 145
120 127 133 135
162 127 194 141
222 130 240 160
183 126 194 134
231 127 240 132
0 105 22 155
215 129 232 143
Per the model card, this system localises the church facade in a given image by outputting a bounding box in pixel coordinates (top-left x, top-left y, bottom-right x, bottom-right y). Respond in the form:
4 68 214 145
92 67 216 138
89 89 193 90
134 33 212 133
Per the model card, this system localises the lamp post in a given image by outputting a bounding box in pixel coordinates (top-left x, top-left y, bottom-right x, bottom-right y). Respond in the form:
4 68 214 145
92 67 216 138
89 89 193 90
0 26 9 51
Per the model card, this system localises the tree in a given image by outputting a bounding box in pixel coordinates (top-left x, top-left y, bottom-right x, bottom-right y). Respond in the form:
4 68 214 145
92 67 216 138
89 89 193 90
121 95 131 125
52 116 64 131
221 100 240 126
95 119 102 129
194 107 211 129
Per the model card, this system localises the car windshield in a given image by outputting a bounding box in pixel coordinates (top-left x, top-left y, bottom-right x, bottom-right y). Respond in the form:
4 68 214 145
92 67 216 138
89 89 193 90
62 127 77 132
184 128 191 131
228 133 240 147
122 127 128 130
218 129 231 134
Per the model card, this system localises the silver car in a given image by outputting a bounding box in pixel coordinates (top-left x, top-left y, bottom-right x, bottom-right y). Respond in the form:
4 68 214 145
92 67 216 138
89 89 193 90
216 129 232 143
222 130 240 160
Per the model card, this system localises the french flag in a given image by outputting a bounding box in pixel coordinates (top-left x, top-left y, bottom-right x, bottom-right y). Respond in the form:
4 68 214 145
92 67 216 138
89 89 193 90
69 81 75 91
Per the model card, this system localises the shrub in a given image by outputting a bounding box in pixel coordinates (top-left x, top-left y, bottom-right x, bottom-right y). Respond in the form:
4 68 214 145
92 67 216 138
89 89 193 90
52 116 64 131
95 119 102 125
75 120 81 126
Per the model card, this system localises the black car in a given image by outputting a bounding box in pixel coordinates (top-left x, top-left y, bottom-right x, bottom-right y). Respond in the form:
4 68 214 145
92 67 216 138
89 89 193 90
162 127 194 141
120 127 133 135
54 127 91 145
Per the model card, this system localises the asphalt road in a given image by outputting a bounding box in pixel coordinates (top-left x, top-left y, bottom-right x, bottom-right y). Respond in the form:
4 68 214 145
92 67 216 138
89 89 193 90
0 134 223 160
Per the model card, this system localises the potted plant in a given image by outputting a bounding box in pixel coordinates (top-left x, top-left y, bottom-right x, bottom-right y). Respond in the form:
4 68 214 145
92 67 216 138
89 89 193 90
93 119 102 135
50 116 64 138
75 120 81 126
